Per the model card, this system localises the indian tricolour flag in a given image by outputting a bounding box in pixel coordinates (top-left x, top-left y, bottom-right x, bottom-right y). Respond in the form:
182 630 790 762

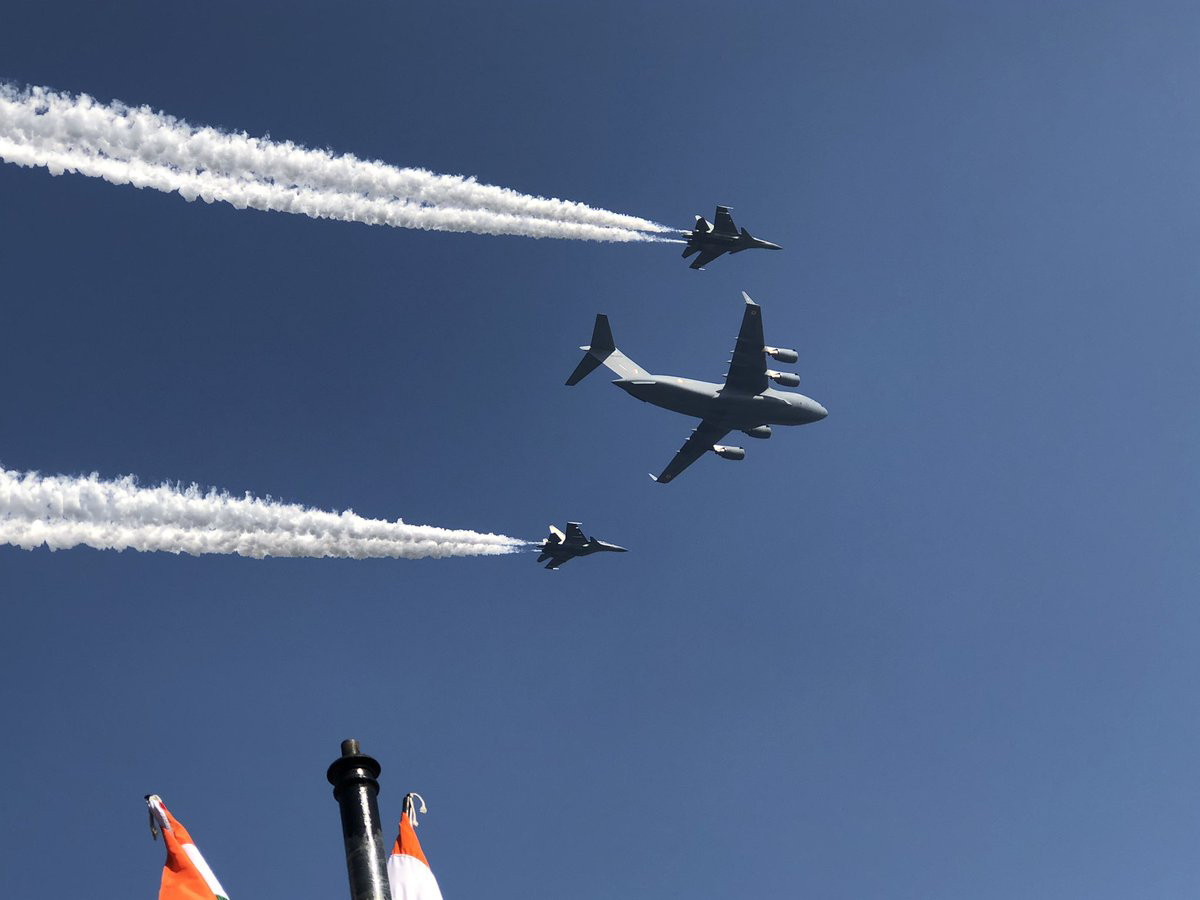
387 794 444 900
146 795 231 900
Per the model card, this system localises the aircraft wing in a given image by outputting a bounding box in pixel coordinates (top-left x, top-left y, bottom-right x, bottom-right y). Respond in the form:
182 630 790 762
689 249 722 270
721 292 769 394
564 522 587 545
713 206 738 235
651 420 730 484
544 557 566 570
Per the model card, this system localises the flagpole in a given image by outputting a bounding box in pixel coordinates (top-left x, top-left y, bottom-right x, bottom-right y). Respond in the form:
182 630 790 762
326 739 393 900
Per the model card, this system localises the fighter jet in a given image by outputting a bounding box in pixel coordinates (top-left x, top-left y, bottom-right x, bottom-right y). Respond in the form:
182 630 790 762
537 522 628 570
681 206 781 270
566 292 827 484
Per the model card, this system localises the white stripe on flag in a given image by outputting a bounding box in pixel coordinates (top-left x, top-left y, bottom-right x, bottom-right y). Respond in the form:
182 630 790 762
387 853 444 900
182 843 230 900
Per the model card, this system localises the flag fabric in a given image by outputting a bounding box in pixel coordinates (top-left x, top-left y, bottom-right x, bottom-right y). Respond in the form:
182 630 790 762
386 796 444 900
146 795 231 900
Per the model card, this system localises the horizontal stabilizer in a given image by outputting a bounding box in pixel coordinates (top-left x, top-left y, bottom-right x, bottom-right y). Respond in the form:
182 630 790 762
565 353 604 387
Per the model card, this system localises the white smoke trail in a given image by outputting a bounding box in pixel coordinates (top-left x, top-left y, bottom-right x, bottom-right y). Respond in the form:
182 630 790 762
0 84 673 233
0 137 653 241
0 467 525 560
0 84 675 242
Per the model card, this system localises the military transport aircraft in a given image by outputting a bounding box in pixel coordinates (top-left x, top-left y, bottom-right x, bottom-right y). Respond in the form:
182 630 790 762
680 206 781 270
566 292 827 484
537 522 628 570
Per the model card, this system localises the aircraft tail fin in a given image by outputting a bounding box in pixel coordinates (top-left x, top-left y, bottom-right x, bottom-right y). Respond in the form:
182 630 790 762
588 315 616 356
566 315 647 384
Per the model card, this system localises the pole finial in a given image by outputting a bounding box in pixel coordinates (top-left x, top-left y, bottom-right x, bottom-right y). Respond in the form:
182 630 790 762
326 739 391 900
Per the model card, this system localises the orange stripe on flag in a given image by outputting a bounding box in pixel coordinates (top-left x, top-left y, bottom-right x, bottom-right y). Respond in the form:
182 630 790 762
387 809 443 900
390 812 429 868
159 812 219 900
162 807 196 849
148 798 228 900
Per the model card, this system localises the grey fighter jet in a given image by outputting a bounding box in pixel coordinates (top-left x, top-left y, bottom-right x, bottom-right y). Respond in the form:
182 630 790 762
681 206 781 270
537 522 628 570
566 292 827 484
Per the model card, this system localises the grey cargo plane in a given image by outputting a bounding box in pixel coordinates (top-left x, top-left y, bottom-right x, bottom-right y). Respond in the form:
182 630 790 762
681 206 781 270
537 522 628 570
566 292 827 484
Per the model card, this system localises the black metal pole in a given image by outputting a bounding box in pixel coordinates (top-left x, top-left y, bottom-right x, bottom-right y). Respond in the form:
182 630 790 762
326 739 392 900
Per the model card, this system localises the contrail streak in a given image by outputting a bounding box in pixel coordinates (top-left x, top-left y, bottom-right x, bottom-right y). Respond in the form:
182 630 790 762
0 137 654 241
0 467 525 560
0 84 674 242
0 85 672 233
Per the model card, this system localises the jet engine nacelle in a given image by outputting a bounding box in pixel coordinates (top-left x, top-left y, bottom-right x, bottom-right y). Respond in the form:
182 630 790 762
712 444 746 461
765 346 799 364
767 370 801 388
743 425 772 439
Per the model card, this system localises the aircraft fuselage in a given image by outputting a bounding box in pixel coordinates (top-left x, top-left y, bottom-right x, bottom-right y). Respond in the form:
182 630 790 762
684 231 782 258
613 376 827 430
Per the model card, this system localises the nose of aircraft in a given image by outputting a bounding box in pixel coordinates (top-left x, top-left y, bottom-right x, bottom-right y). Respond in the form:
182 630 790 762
811 401 828 420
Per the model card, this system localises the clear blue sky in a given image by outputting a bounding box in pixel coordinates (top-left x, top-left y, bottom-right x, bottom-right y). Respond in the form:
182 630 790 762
2 1 1199 897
